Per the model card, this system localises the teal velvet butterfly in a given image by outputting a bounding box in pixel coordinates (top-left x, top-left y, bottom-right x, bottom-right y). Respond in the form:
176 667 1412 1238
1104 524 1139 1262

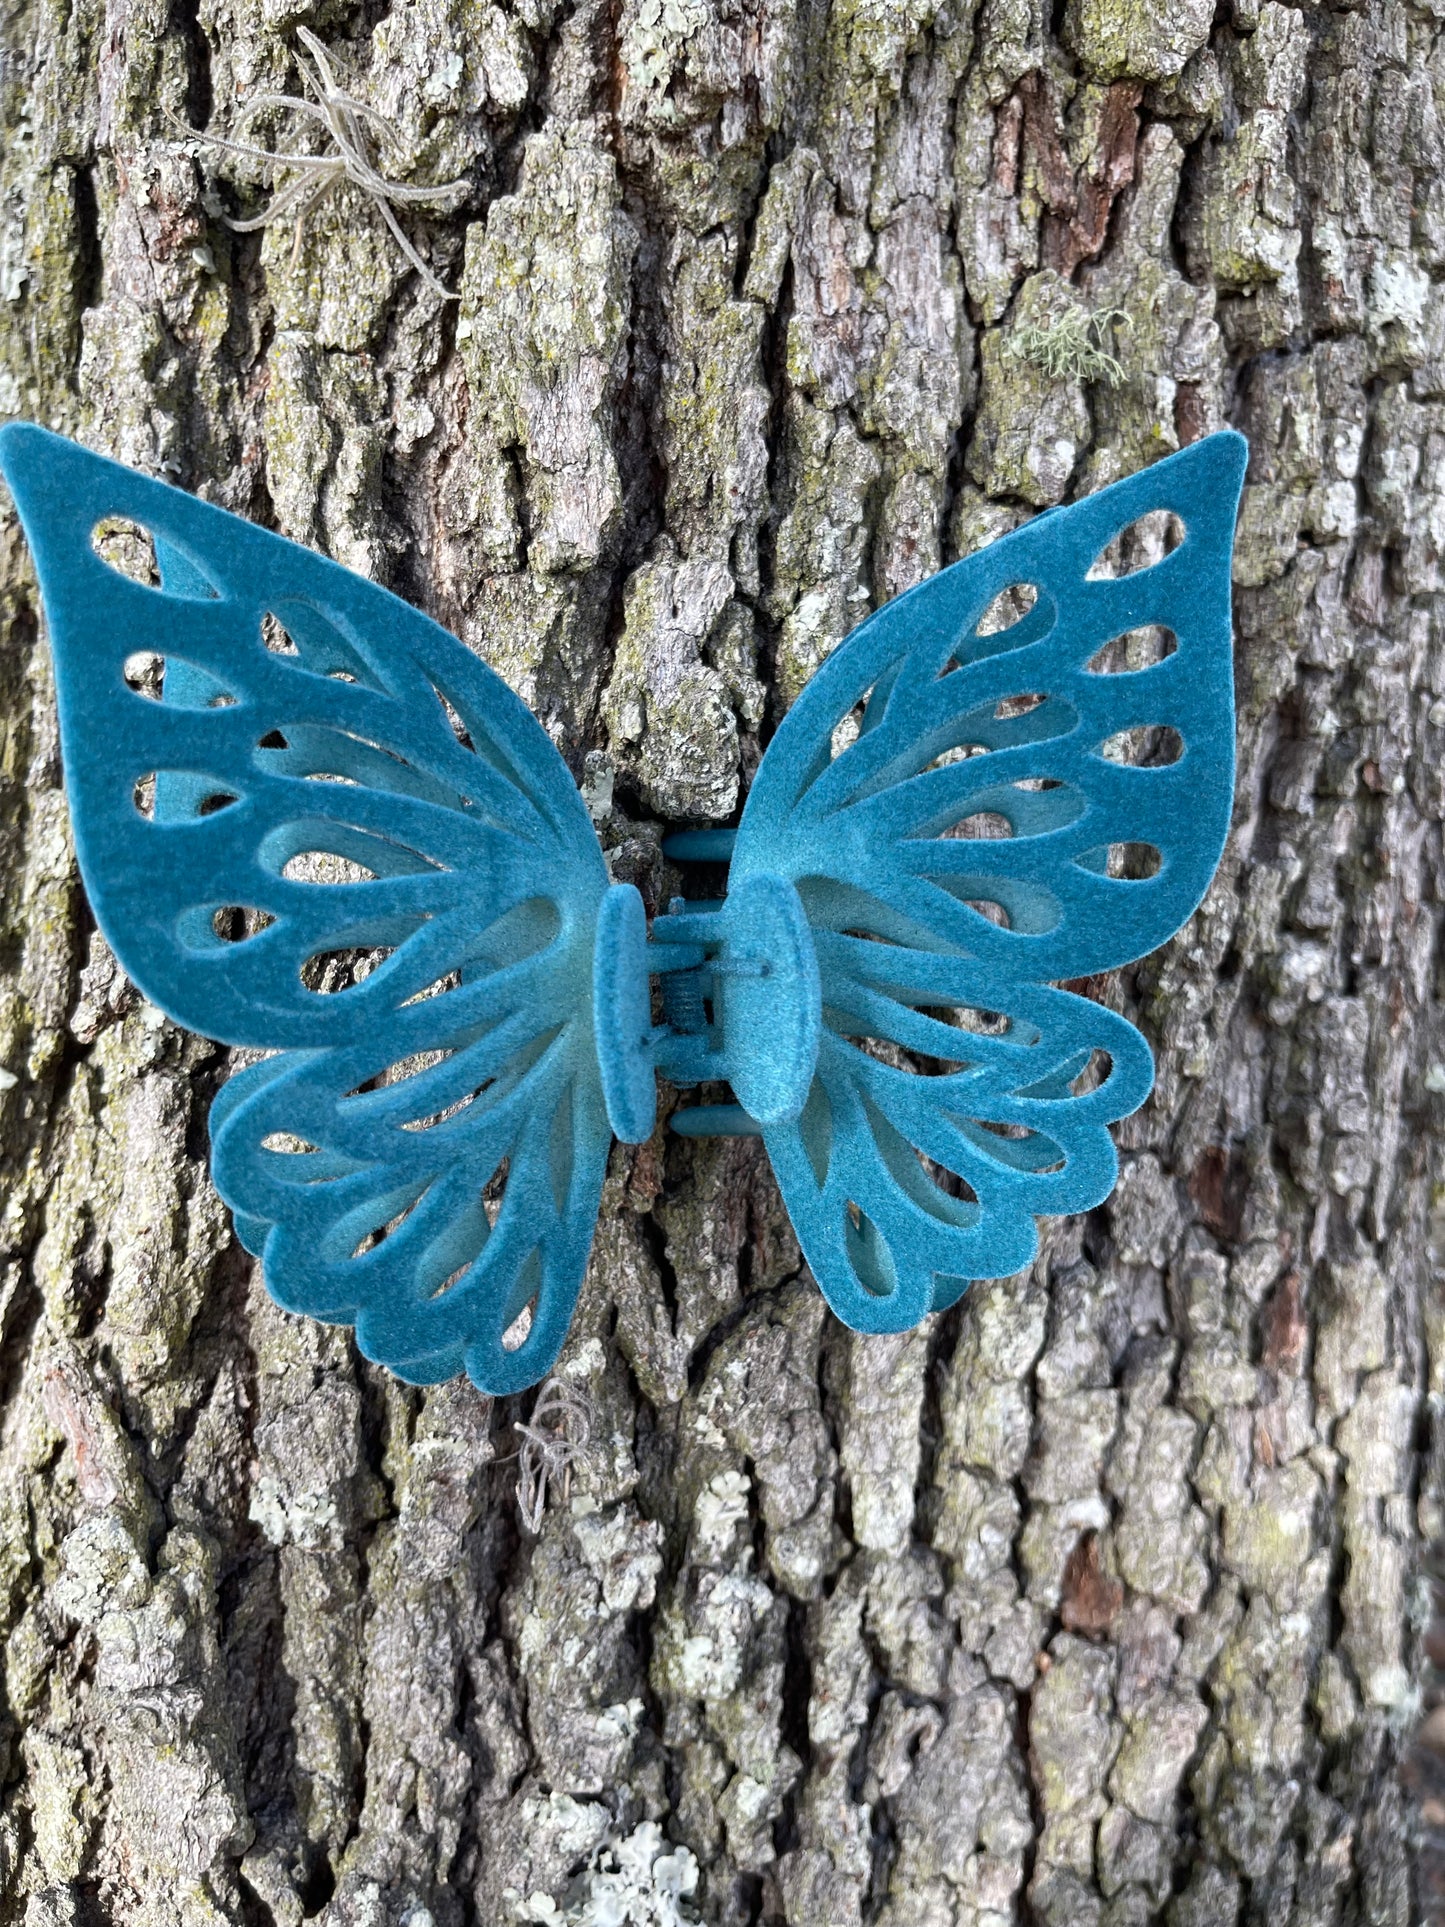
0 423 1246 1393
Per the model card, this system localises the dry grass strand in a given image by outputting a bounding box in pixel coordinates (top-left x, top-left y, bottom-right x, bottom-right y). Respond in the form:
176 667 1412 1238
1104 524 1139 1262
167 27 467 298
510 1377 594 1534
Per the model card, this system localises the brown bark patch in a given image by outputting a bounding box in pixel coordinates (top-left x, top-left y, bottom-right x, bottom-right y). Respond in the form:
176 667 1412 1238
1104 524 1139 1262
42 1358 122 1509
1261 1271 1307 1374
993 92 1024 197
1189 1144 1246 1242
1024 79 1143 277
1175 383 1209 445
1060 1530 1124 1635
1017 73 1076 222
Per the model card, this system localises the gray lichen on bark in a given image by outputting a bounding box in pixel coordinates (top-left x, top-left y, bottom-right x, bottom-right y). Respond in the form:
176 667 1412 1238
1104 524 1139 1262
0 0 1441 1920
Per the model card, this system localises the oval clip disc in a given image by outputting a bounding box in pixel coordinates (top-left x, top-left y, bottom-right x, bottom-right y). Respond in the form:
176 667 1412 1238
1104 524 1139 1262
592 883 657 1143
719 872 821 1126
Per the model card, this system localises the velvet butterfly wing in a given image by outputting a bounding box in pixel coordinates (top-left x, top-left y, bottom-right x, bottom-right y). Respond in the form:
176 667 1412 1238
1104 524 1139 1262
724 431 1247 1332
0 424 612 1394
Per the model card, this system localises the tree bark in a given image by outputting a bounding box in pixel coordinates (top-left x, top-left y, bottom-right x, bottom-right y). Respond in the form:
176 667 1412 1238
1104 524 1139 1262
0 0 1439 1921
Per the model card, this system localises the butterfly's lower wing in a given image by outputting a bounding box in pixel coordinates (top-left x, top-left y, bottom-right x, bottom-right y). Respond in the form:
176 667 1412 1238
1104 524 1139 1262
762 937 1154 1330
0 423 611 1391
207 968 612 1391
734 432 1247 1331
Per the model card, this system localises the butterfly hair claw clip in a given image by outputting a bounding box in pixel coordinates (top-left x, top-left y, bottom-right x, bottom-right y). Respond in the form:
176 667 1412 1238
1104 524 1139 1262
0 423 1247 1395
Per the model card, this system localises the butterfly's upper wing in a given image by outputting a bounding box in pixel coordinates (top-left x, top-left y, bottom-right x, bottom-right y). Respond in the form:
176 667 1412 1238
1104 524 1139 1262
0 423 611 1392
730 431 1247 1332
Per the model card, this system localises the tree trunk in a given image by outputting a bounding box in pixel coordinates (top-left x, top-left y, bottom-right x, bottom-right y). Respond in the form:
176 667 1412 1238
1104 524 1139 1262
0 0 1439 1921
